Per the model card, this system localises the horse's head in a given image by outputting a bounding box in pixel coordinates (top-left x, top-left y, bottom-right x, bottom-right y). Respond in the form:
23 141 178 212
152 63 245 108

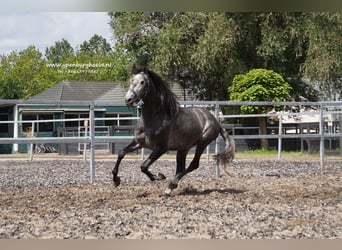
125 69 149 106
125 65 179 115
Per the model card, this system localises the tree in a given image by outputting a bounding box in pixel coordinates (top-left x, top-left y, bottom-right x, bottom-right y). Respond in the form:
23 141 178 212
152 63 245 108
0 38 131 99
45 38 74 63
110 12 342 101
43 35 130 83
0 52 24 99
152 13 207 98
108 12 173 65
0 45 52 99
254 12 342 100
229 69 292 149
79 34 113 56
153 13 242 100
300 13 342 100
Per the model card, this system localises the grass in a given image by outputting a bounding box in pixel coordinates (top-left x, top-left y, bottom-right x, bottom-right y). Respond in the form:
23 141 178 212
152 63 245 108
237 148 302 156
235 149 318 160
3 148 341 161
235 149 342 161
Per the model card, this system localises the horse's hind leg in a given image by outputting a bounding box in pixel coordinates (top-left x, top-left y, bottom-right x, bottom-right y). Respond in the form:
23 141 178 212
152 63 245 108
176 150 187 175
164 150 187 193
165 144 206 195
112 140 141 187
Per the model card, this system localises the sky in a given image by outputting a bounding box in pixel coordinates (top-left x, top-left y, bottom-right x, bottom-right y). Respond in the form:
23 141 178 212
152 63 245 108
0 12 113 56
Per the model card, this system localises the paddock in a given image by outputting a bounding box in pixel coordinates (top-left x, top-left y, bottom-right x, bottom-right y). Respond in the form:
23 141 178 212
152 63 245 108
0 158 341 239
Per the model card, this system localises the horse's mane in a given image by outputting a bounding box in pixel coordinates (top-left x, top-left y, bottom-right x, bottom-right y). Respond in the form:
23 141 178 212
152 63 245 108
132 66 180 116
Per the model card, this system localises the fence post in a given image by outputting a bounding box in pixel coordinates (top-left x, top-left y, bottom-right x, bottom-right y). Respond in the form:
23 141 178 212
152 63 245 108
319 104 325 173
29 121 35 161
340 120 342 157
214 102 220 177
83 119 89 161
278 114 282 160
89 102 95 183
141 148 145 160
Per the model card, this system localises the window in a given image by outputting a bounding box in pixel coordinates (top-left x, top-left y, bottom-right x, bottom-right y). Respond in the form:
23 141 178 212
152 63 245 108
65 113 89 128
22 114 37 133
104 113 133 127
119 113 133 126
104 113 117 127
38 114 53 132
22 113 54 133
0 114 8 134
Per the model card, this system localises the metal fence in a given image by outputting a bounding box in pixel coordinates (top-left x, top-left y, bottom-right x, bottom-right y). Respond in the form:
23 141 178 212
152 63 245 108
1 99 342 183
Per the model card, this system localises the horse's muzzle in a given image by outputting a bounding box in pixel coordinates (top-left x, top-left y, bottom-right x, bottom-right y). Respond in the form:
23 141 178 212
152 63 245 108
125 97 135 106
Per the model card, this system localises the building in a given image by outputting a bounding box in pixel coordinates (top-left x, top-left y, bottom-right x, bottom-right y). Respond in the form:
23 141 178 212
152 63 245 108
0 104 15 153
1 80 195 154
11 81 138 153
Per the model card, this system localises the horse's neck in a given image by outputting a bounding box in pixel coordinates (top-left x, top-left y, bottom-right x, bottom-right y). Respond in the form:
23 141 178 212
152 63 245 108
140 86 178 122
141 97 161 121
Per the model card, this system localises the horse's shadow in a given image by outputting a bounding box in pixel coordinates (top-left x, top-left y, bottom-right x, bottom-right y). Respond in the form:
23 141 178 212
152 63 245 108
177 187 247 196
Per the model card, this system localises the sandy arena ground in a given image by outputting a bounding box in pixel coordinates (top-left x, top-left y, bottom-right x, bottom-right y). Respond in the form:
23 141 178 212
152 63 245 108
0 157 341 239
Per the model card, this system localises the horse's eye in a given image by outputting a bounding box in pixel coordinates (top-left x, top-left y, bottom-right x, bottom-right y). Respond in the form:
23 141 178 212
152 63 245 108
140 80 145 85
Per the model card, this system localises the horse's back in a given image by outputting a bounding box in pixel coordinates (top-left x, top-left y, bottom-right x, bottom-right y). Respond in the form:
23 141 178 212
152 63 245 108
186 106 221 137
181 106 221 128
167 107 221 150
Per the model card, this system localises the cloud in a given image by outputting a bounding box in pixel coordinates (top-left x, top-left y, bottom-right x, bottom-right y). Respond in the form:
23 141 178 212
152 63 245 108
0 12 112 55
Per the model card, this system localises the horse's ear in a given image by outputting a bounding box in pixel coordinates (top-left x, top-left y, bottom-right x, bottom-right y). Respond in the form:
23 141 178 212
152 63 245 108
131 64 138 74
132 64 148 74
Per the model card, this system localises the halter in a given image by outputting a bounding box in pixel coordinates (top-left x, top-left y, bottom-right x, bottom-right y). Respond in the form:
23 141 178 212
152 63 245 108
129 86 139 100
128 81 145 107
135 99 144 108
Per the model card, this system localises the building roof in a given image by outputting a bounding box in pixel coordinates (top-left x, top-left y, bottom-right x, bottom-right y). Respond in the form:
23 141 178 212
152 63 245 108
29 80 196 104
29 81 127 104
170 82 196 102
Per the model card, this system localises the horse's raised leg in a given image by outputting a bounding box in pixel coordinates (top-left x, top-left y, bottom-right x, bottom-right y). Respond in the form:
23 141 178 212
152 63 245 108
112 140 141 187
140 147 167 181
176 150 187 174
165 144 206 195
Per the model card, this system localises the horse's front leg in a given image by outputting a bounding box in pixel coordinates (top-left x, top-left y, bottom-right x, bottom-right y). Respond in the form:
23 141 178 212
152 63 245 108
140 147 167 181
112 140 141 187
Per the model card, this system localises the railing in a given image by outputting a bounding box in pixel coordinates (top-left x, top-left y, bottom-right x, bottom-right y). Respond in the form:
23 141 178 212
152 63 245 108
1 99 342 182
183 101 342 176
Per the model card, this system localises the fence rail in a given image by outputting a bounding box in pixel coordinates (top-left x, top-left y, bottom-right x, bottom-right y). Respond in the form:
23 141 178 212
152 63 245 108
1 99 342 183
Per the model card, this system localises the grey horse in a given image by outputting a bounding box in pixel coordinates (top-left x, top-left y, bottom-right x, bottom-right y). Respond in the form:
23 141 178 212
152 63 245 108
112 65 235 194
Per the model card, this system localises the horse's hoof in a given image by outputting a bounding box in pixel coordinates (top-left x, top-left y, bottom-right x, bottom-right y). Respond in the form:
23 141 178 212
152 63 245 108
164 179 178 195
165 188 173 195
113 176 121 187
156 172 166 180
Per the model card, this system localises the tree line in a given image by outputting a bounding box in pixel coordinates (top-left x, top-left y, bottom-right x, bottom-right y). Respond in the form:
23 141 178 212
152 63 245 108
0 34 130 99
1 12 341 101
110 12 342 101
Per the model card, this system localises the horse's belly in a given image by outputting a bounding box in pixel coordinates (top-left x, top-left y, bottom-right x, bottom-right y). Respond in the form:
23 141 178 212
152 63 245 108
167 141 195 151
167 128 201 150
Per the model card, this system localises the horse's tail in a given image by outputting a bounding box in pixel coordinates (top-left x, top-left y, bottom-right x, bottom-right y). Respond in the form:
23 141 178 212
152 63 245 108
214 128 235 176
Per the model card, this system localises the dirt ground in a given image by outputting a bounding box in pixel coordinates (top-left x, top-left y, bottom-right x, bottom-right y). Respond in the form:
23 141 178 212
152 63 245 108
0 158 341 239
